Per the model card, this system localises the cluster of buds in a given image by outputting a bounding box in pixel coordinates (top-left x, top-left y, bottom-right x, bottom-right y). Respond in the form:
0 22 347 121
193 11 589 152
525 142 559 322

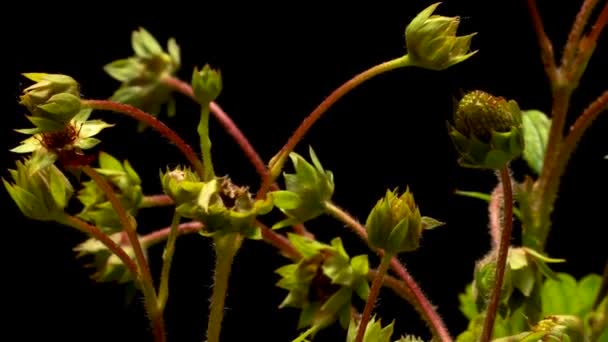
104 27 181 130
275 234 370 334
161 166 273 238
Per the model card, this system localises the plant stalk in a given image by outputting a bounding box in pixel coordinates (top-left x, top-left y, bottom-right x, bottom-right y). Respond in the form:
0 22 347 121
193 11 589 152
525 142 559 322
158 211 181 311
81 165 165 342
355 252 392 342
206 233 243 342
198 105 215 181
257 56 411 199
324 201 452 341
480 167 514 342
141 194 174 208
82 99 205 179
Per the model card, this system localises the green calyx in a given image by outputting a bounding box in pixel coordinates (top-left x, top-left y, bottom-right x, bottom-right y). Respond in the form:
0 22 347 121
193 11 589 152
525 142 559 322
271 146 335 229
192 64 223 105
77 152 143 234
347 315 395 342
19 73 82 126
104 27 181 130
448 90 524 170
365 187 442 255
405 2 477 71
3 157 74 222
275 234 370 333
164 170 273 239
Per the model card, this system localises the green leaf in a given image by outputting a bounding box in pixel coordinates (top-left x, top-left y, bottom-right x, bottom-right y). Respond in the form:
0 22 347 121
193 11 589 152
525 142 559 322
287 233 327 259
37 93 81 121
577 274 602 317
104 58 143 82
521 109 550 174
542 273 578 316
421 216 445 230
74 137 101 149
132 27 163 58
26 115 65 132
79 119 114 138
458 283 478 320
98 151 124 171
272 190 302 210
168 37 181 67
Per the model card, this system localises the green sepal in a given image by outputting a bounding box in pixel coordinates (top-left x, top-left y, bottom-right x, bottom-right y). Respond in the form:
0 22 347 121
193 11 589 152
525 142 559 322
37 92 81 123
347 315 395 342
103 58 144 82
521 109 551 174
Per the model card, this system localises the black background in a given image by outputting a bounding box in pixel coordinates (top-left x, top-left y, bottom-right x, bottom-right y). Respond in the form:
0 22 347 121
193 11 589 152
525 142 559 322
3 1 607 341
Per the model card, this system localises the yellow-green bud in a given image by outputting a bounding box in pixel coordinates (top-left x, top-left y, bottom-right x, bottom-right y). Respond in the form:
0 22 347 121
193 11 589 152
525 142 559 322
448 90 524 169
365 187 423 254
3 157 74 221
19 73 81 123
160 166 203 204
192 64 222 105
405 2 477 71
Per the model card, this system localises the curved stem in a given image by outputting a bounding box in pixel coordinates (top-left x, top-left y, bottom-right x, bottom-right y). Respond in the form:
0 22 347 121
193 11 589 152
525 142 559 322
257 220 302 261
324 201 452 341
355 252 392 342
158 211 181 311
82 99 205 179
161 75 312 237
526 0 558 84
161 75 268 180
480 167 514 342
141 194 174 208
81 166 165 342
489 183 504 250
256 56 411 199
561 0 600 71
58 214 139 279
140 221 203 247
207 233 242 342
198 105 215 181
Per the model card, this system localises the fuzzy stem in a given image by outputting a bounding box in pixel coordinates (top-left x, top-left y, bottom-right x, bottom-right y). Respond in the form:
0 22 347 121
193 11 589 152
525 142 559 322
537 90 608 248
489 184 504 250
141 194 174 208
140 221 203 247
571 2 608 83
157 211 181 311
480 167 514 342
324 201 452 342
82 99 205 179
355 253 392 342
526 0 558 84
59 214 139 278
207 233 242 342
561 0 600 72
161 75 311 237
198 105 215 181
257 56 411 199
161 75 268 180
257 220 302 260
81 166 165 342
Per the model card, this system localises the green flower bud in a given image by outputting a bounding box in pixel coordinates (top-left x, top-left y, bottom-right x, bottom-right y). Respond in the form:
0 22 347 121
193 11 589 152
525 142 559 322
405 2 477 70
191 64 223 105
19 73 81 124
448 90 524 170
160 165 203 204
533 315 584 342
77 152 143 234
3 157 74 221
74 232 142 285
271 147 335 229
473 252 513 313
276 235 370 331
365 187 424 254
